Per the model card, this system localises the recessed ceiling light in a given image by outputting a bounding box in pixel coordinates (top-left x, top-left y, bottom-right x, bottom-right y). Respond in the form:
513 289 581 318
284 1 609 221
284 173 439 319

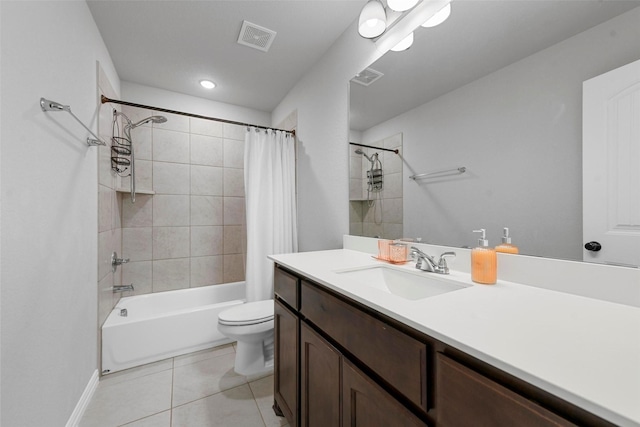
200 80 216 89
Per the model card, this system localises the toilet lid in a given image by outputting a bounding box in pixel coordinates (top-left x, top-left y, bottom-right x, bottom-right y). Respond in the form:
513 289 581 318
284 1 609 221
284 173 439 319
218 300 274 326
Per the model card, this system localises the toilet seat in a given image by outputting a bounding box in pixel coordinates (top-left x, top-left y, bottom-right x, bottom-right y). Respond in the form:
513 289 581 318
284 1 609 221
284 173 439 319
218 299 274 326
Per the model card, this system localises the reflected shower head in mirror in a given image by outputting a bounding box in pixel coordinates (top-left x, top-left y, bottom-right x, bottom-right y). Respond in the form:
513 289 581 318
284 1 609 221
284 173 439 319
355 148 378 165
130 115 167 129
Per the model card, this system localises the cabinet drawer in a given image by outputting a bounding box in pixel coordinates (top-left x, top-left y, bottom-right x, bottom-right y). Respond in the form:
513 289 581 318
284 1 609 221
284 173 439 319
301 280 427 411
275 266 299 310
436 353 575 427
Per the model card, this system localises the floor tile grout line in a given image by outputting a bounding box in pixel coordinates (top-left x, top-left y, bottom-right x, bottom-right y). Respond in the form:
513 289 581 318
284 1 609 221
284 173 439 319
170 356 175 426
247 380 269 427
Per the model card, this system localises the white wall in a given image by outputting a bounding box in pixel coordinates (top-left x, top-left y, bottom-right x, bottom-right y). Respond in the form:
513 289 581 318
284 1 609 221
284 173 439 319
122 81 271 127
361 8 640 260
0 2 119 425
272 23 384 251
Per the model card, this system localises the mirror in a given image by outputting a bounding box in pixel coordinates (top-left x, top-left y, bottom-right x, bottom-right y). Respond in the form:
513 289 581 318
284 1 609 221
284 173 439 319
349 1 640 263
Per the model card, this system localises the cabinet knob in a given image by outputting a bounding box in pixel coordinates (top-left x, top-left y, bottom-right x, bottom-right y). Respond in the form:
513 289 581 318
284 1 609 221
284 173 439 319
584 241 602 252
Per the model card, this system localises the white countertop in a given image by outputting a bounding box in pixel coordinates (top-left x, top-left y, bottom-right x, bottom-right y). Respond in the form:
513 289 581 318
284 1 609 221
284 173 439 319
269 249 640 427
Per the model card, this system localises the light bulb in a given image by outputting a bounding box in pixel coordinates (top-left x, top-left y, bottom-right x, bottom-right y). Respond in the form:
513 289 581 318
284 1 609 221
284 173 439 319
390 32 414 52
387 0 419 12
358 0 387 38
421 3 451 28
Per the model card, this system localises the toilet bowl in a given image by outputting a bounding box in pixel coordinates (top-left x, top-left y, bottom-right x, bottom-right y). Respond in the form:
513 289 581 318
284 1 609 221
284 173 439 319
217 299 274 376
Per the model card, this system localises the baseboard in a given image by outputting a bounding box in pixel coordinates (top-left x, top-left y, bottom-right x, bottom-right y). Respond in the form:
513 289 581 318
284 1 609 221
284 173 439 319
66 369 99 427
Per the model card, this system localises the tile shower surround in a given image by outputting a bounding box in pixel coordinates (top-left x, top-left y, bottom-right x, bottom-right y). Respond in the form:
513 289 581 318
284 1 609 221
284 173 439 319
349 133 403 239
113 106 247 298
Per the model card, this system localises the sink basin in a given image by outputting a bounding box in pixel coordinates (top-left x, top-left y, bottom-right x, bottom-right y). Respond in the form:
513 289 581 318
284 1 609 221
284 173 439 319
335 265 470 300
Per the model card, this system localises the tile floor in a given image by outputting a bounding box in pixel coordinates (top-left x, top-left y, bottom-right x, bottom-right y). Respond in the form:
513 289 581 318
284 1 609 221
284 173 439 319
80 343 288 427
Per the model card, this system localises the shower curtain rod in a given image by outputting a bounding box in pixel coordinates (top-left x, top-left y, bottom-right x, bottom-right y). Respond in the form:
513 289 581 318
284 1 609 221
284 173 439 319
101 95 295 136
349 142 399 154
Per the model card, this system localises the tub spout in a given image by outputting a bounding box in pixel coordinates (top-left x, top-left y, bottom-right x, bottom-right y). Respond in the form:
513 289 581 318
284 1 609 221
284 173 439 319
113 284 134 293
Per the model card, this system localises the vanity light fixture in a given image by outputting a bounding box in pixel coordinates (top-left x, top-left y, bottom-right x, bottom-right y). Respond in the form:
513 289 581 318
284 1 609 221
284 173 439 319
387 0 419 12
390 32 414 51
360 0 451 53
358 0 387 38
200 80 216 89
421 3 451 27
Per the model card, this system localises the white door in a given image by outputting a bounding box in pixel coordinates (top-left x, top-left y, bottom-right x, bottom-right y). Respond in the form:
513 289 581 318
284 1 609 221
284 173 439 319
583 59 640 267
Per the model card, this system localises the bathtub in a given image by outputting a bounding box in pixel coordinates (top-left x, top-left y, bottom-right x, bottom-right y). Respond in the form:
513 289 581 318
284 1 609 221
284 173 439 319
102 282 245 374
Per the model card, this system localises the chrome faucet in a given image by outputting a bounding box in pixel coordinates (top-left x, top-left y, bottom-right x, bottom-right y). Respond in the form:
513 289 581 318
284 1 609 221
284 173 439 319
410 247 456 274
113 284 134 293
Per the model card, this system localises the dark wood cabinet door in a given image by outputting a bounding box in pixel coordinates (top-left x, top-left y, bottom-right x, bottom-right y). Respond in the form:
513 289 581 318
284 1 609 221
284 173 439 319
436 353 575 427
274 299 299 427
301 280 428 411
342 358 428 427
301 323 341 427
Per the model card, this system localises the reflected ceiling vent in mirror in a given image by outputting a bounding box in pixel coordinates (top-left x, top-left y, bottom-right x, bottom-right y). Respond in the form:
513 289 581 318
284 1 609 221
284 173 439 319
351 68 384 86
237 20 277 52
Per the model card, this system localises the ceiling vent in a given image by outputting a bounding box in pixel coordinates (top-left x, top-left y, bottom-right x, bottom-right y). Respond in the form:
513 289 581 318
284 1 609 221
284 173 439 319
237 20 277 52
351 68 384 86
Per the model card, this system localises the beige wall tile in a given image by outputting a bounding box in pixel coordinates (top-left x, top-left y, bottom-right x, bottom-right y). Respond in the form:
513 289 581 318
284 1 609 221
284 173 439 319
121 159 153 193
123 227 153 261
224 254 246 283
384 172 402 199
191 117 223 137
223 197 246 225
121 106 152 127
190 134 223 167
384 148 402 175
154 112 189 133
153 227 190 259
153 162 190 195
153 128 190 163
223 168 244 197
190 256 223 287
99 185 112 233
153 195 190 227
223 226 245 255
383 198 403 224
223 139 244 168
98 272 116 328
191 165 223 196
152 258 190 292
223 123 246 141
132 126 152 161
191 226 223 257
122 261 152 296
122 194 153 227
98 230 114 282
190 196 223 226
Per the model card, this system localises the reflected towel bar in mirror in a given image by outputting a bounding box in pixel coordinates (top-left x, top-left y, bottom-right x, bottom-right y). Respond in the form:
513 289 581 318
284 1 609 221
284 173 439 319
409 167 466 180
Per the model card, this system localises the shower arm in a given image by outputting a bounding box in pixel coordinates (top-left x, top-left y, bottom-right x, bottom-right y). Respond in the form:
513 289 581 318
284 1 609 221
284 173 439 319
40 98 106 146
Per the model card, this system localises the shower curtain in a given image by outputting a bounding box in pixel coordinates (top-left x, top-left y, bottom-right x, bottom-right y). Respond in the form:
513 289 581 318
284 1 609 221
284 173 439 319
244 128 298 302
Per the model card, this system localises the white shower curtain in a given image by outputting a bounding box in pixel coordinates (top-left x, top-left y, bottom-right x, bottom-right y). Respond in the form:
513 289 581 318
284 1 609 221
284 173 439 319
244 127 298 302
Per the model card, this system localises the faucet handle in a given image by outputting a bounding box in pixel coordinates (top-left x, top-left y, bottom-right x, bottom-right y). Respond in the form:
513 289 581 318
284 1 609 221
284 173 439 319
437 251 456 273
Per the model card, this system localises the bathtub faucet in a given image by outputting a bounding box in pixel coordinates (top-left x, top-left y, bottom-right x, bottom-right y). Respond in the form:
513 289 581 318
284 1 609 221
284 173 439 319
113 284 134 293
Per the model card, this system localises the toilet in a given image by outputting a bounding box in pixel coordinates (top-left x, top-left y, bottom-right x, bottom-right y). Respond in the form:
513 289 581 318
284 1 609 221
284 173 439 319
217 299 275 376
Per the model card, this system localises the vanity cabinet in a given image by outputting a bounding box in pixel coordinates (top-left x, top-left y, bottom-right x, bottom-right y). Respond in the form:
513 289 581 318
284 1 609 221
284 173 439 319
274 268 300 427
273 264 613 427
300 323 341 427
436 353 575 426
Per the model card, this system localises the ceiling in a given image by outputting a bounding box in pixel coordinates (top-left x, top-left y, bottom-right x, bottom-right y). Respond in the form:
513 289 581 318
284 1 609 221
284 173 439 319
87 0 367 113
350 0 640 131
88 0 639 123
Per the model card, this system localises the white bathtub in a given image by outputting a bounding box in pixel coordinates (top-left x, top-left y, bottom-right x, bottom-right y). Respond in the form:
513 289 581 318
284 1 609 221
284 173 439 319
102 282 245 374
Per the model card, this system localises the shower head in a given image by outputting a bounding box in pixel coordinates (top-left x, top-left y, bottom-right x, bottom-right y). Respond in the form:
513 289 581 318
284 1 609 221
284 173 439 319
355 148 377 164
130 115 167 129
